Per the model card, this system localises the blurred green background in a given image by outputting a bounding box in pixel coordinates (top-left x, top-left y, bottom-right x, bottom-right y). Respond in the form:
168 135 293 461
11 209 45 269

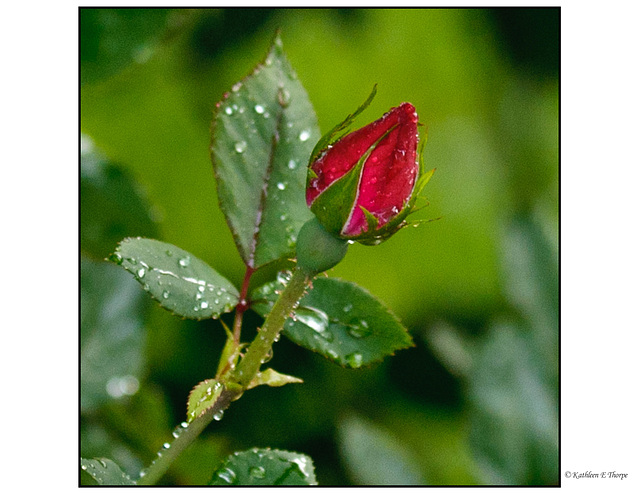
80 7 558 486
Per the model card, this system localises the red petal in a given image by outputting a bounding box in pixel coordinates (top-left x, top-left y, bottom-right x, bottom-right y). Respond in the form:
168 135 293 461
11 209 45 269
306 103 413 206
343 103 418 236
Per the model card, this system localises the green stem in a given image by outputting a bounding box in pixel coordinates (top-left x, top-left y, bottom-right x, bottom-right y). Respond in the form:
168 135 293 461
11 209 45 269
136 389 235 486
136 412 211 485
231 265 315 388
135 265 315 485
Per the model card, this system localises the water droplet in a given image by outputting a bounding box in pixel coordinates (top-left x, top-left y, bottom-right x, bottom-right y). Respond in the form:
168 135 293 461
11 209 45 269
234 141 247 153
217 467 236 484
280 214 287 221
343 303 353 312
299 129 311 142
163 442 171 449
165 250 173 256
254 104 265 114
109 252 123 264
295 307 330 334
137 267 146 278
200 301 209 309
346 352 364 368
178 257 190 267
287 159 297 170
276 271 292 286
250 466 266 479
198 285 205 293
276 182 286 190
224 106 233 115
231 82 242 92
278 87 291 108
347 318 373 339
213 409 224 421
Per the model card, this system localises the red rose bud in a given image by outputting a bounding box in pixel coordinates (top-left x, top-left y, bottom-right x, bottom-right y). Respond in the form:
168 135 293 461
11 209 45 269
306 102 426 245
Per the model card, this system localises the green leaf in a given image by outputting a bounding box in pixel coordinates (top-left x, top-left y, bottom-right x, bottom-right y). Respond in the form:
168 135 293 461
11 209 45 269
111 238 239 320
81 257 147 413
210 448 317 485
80 458 135 485
211 33 320 268
186 379 224 422
80 137 158 260
247 368 303 390
468 323 558 485
337 413 424 485
251 275 413 368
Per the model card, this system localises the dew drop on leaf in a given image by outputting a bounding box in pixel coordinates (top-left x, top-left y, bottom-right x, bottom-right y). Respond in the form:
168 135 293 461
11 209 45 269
276 182 286 190
249 466 266 479
178 256 190 267
295 307 330 334
254 104 265 114
137 267 146 278
217 467 236 484
345 352 364 368
234 141 247 153
287 159 297 170
299 129 311 142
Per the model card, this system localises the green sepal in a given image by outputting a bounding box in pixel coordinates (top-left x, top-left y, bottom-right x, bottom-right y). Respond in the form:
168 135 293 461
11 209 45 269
215 321 246 380
360 206 379 232
309 157 363 235
308 84 377 165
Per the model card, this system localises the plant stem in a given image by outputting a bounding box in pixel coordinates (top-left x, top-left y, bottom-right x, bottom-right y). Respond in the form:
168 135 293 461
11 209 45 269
231 265 314 388
136 390 235 486
136 412 211 485
135 265 314 485
232 266 255 344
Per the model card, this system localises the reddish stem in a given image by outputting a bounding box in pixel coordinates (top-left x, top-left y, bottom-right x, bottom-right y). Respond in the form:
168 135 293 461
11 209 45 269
232 266 255 344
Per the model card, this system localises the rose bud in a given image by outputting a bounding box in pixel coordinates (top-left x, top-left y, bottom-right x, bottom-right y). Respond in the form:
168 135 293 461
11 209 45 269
306 93 433 246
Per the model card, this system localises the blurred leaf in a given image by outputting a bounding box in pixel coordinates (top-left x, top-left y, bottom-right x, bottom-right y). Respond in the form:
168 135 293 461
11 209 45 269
80 137 158 260
81 257 148 413
500 213 558 383
251 275 413 368
186 379 223 422
467 323 558 485
211 33 319 268
111 238 239 320
210 448 317 485
80 458 135 485
80 8 176 85
337 413 424 485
